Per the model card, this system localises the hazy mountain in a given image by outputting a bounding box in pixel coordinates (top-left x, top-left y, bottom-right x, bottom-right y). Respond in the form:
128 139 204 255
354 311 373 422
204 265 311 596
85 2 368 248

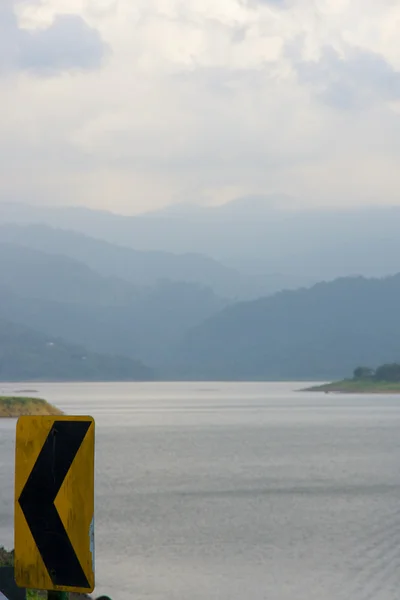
0 319 154 381
3 230 400 381
0 197 304 260
0 243 139 306
0 224 242 298
175 273 400 380
0 244 226 365
4 200 400 296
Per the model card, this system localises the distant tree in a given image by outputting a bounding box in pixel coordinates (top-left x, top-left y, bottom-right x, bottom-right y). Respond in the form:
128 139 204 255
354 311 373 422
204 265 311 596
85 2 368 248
0 546 14 566
374 363 400 382
353 366 375 380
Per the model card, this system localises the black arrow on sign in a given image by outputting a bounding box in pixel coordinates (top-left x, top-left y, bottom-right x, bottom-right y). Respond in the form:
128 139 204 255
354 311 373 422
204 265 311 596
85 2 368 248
18 420 92 589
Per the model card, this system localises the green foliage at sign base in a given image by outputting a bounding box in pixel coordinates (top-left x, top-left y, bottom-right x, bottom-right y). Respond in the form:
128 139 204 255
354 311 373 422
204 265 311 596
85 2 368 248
26 591 43 600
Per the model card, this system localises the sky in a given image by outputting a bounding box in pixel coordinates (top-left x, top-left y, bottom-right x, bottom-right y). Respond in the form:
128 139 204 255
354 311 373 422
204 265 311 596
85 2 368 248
1 0 400 215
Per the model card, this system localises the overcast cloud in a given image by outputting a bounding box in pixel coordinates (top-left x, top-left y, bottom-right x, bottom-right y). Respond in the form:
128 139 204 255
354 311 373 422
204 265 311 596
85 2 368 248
1 0 400 214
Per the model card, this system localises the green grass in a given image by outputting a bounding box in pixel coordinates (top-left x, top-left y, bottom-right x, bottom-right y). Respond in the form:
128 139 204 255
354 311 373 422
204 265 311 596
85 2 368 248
0 397 63 417
26 591 44 600
303 379 400 393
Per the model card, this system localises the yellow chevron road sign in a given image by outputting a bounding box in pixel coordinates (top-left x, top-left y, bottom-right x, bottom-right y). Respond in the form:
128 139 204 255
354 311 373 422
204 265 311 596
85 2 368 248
15 416 95 594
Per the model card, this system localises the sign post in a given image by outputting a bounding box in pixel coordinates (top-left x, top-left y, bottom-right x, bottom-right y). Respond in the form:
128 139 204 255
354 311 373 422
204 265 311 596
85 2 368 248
0 567 25 600
48 592 69 600
14 416 95 597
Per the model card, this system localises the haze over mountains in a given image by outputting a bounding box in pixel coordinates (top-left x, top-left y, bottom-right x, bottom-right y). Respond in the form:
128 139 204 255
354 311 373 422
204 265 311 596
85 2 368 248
1 199 400 381
0 223 241 298
3 198 400 292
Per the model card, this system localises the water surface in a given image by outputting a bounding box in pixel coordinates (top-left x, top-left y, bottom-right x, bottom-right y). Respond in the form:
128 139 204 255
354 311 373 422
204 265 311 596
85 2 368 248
1 382 400 600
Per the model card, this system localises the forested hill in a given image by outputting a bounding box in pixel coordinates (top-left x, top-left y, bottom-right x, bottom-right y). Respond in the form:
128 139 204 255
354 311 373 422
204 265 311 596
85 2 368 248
0 223 242 297
0 243 226 366
175 274 400 380
0 319 154 381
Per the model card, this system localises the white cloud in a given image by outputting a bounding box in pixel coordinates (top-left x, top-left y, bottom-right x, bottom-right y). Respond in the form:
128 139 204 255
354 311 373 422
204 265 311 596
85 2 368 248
0 0 107 74
1 0 400 214
292 44 400 109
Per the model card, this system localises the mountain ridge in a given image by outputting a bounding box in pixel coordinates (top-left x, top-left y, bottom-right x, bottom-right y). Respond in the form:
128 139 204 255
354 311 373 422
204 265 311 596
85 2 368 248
0 243 227 365
175 272 400 380
4 201 400 296
0 223 243 297
0 318 154 381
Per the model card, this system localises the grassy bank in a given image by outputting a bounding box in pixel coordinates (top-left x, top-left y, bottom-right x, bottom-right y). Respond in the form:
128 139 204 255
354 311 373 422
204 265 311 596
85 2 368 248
0 397 63 417
303 380 400 393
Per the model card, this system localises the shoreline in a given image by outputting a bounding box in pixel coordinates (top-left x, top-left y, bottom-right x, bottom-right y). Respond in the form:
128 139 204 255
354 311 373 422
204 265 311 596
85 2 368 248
302 380 400 394
0 397 63 418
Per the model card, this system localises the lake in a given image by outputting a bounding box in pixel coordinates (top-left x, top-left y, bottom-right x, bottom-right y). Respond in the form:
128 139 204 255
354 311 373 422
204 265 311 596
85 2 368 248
1 382 400 600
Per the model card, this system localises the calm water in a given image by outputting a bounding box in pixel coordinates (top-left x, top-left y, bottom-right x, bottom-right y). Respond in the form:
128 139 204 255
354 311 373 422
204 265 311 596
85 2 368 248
1 382 400 600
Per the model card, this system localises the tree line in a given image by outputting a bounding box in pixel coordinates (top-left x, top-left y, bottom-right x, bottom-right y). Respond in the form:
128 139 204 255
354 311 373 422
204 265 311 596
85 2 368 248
353 363 400 382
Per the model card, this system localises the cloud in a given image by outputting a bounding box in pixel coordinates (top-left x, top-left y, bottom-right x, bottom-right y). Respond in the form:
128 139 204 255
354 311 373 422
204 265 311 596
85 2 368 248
1 0 400 214
18 15 107 74
293 44 400 110
246 0 289 8
0 0 107 75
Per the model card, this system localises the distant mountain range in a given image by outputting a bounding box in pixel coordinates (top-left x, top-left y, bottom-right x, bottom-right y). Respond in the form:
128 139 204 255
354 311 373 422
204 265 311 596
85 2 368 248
0 223 242 298
3 199 400 297
2 199 400 381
